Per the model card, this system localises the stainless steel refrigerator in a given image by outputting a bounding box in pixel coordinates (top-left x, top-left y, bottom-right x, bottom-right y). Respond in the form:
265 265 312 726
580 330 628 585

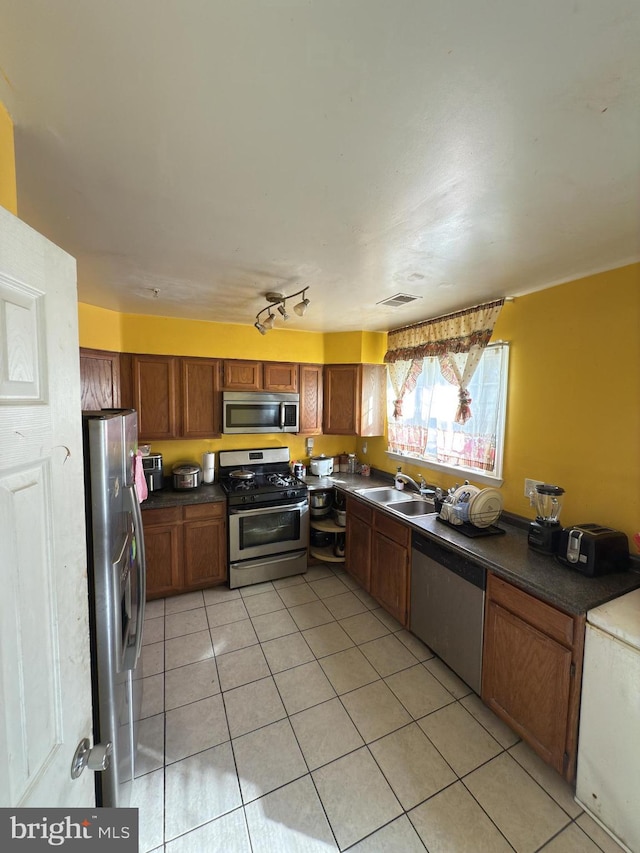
82 409 146 807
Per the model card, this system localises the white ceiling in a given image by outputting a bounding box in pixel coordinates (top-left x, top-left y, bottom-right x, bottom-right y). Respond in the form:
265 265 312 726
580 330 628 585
1 1 639 333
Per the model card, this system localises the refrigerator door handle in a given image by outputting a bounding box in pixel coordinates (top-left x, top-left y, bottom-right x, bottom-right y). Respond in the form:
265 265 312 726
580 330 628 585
127 484 147 667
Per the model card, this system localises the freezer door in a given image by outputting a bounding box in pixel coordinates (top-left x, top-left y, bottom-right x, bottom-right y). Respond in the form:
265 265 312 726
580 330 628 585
84 410 144 807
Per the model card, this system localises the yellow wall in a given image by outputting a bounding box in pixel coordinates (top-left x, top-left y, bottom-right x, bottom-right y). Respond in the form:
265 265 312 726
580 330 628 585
79 264 640 540
77 305 388 470
361 263 640 541
0 101 17 215
496 263 639 538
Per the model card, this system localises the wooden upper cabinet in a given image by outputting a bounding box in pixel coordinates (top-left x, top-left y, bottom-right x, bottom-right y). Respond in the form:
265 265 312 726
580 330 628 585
263 362 298 393
222 359 298 392
121 353 221 441
323 364 386 436
79 348 120 410
130 354 180 440
299 364 323 434
222 360 263 391
182 358 221 438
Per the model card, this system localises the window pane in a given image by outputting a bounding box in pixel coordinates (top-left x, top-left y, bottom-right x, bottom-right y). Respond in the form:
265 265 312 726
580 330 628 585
387 344 508 477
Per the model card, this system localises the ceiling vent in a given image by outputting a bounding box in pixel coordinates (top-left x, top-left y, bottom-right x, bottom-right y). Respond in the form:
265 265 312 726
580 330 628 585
376 293 422 308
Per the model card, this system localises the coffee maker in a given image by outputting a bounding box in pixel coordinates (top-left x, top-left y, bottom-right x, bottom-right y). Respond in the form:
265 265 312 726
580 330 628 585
528 484 565 554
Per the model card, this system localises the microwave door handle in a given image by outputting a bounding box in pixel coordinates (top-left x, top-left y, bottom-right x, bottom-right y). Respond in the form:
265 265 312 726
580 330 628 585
127 483 147 667
280 402 285 430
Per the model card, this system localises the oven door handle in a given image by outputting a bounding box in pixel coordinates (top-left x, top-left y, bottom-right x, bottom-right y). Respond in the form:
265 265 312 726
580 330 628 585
229 500 308 517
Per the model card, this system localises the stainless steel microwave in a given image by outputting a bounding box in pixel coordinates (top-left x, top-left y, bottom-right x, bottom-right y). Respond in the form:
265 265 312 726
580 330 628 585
222 391 300 434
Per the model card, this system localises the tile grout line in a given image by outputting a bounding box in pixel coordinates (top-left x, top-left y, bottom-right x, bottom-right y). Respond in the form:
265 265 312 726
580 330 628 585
143 572 591 852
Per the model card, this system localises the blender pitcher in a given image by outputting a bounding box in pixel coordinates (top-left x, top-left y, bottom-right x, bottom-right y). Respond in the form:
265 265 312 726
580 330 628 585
528 484 565 554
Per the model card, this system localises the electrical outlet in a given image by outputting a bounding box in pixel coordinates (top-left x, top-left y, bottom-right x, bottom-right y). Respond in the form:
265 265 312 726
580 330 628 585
305 438 314 455
362 442 367 455
524 478 544 498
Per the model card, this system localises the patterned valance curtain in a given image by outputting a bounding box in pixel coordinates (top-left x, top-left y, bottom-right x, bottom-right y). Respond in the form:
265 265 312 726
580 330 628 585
384 299 504 424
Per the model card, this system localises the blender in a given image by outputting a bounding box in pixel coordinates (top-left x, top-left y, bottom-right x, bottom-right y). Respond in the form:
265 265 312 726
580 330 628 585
528 484 565 554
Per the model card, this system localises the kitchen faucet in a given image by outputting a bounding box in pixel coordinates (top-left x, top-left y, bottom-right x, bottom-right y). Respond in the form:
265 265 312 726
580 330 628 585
395 471 430 495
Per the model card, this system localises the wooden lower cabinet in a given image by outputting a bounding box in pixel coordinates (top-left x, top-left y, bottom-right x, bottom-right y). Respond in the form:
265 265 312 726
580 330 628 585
143 502 227 599
482 573 585 782
345 496 410 626
371 511 410 626
345 497 373 589
183 504 227 588
142 507 184 598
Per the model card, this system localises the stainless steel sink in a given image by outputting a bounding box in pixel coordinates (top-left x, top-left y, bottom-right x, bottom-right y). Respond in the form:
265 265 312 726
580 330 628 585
386 500 436 517
354 487 413 503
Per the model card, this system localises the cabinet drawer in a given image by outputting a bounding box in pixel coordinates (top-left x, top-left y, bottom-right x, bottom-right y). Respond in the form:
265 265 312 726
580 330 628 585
488 573 574 648
142 506 182 526
374 511 410 547
347 496 373 524
184 502 225 521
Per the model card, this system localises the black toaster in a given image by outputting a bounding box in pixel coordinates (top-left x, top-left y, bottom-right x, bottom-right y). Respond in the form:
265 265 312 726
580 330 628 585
556 524 629 576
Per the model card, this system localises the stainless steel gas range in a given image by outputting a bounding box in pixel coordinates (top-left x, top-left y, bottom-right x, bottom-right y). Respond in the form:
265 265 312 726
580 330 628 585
219 447 309 588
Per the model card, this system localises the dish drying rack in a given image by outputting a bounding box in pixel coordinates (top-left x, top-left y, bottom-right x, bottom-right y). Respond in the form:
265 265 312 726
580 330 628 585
435 487 506 538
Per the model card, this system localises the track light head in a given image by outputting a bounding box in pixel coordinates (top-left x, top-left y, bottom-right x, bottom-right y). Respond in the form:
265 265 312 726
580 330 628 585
277 303 289 321
254 321 267 335
263 312 276 330
294 292 310 316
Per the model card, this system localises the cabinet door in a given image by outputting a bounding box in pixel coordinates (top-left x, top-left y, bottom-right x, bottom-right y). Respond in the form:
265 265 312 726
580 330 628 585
371 532 409 625
264 362 298 393
182 358 221 438
130 355 180 440
346 512 372 590
222 359 262 390
359 364 386 437
143 515 183 599
79 348 120 410
299 364 323 435
323 365 358 434
483 598 573 776
183 505 227 588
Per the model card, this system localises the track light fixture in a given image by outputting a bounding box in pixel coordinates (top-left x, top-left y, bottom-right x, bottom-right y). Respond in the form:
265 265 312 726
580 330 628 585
254 287 311 334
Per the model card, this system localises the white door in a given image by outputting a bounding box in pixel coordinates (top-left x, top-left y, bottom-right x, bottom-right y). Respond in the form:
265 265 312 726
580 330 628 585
0 206 94 806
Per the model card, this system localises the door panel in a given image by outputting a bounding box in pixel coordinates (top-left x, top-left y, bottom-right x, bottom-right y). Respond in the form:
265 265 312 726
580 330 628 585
0 206 93 806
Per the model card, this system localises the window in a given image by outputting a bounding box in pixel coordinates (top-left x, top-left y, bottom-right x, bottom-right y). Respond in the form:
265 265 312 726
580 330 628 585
387 343 509 482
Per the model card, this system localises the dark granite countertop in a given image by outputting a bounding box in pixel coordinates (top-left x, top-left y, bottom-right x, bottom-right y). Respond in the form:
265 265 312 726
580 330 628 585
141 483 226 509
142 471 639 615
324 474 640 616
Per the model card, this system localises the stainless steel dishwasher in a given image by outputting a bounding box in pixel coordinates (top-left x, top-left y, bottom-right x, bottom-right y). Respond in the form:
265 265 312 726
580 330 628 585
411 532 486 694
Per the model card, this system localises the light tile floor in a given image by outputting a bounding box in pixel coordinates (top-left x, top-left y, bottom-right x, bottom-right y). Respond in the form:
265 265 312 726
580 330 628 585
132 564 625 853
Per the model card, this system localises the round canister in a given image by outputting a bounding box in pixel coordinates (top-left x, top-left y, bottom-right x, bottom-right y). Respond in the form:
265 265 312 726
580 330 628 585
172 464 202 490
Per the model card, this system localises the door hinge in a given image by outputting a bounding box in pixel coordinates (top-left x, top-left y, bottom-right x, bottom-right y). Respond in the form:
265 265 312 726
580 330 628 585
570 662 576 677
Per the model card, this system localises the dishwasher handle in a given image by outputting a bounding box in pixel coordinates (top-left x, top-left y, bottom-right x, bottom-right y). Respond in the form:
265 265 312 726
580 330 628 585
412 532 486 591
